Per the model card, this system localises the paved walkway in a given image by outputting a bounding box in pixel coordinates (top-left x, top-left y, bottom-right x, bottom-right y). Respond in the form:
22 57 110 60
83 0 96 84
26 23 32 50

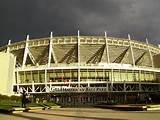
0 108 160 120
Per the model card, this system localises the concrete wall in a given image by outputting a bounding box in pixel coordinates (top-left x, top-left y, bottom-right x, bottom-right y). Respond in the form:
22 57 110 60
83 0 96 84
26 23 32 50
0 52 15 96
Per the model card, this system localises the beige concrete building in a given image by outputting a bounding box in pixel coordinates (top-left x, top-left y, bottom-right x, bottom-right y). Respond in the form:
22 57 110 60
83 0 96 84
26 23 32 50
0 52 15 96
0 33 160 105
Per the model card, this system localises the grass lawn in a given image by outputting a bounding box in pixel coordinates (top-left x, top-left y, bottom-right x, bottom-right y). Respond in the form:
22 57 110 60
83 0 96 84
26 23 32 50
0 100 21 109
0 95 59 112
29 102 58 108
0 100 58 110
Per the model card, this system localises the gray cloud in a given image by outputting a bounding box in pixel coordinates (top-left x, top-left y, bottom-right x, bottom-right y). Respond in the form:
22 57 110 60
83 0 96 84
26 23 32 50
0 0 160 46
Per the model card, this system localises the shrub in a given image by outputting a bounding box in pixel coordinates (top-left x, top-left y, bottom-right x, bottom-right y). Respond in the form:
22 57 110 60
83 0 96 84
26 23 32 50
0 94 21 102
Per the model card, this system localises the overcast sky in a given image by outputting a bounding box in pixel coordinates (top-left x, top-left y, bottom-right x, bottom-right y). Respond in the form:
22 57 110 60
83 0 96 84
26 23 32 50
0 0 160 46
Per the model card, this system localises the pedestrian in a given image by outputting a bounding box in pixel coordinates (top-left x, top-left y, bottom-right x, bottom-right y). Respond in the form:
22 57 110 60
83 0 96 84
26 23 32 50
148 97 152 104
36 98 40 103
21 90 27 108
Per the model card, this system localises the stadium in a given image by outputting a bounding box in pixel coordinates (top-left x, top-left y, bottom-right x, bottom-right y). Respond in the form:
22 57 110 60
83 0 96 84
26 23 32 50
0 32 160 106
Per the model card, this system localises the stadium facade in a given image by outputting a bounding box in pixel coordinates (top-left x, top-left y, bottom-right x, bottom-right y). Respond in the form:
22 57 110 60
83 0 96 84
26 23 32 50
0 32 160 105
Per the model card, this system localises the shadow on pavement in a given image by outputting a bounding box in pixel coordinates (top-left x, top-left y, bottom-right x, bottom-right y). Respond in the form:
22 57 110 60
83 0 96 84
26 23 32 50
48 108 115 113
29 111 128 120
11 113 46 120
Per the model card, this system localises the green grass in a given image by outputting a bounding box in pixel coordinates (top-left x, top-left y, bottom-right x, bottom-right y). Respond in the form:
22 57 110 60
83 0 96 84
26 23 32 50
0 100 21 109
0 94 59 110
43 102 58 106
29 102 58 107
0 100 58 110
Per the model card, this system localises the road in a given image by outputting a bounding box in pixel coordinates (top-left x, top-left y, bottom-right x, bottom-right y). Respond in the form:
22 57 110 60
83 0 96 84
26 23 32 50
0 108 160 120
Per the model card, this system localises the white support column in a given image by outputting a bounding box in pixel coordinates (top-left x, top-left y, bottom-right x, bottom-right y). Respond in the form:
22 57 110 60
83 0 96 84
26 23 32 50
78 30 80 64
22 35 37 67
6 40 11 53
16 71 19 84
26 87 29 93
17 85 20 94
48 32 53 67
105 31 110 63
128 34 131 40
77 30 81 88
123 70 126 93
49 81 52 91
22 35 29 68
106 81 109 91
45 68 48 92
146 38 154 67
31 71 35 93
128 34 135 66
139 70 142 92
32 80 35 93
87 68 90 87
48 32 57 67
111 68 113 91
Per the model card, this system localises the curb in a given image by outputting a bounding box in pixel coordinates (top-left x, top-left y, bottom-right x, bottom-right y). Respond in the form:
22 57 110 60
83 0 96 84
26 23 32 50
0 105 61 114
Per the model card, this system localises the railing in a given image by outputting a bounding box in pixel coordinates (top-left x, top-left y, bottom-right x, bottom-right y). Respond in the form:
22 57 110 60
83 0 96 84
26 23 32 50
14 82 160 94
16 63 160 72
46 85 160 93
50 87 109 93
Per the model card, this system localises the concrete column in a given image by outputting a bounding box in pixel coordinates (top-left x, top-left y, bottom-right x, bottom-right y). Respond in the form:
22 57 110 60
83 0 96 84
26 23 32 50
128 34 135 66
22 35 29 68
6 40 11 53
77 30 80 88
48 32 53 67
105 32 110 63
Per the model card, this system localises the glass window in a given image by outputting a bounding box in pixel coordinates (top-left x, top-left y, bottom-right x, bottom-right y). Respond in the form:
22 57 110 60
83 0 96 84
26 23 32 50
113 70 121 81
